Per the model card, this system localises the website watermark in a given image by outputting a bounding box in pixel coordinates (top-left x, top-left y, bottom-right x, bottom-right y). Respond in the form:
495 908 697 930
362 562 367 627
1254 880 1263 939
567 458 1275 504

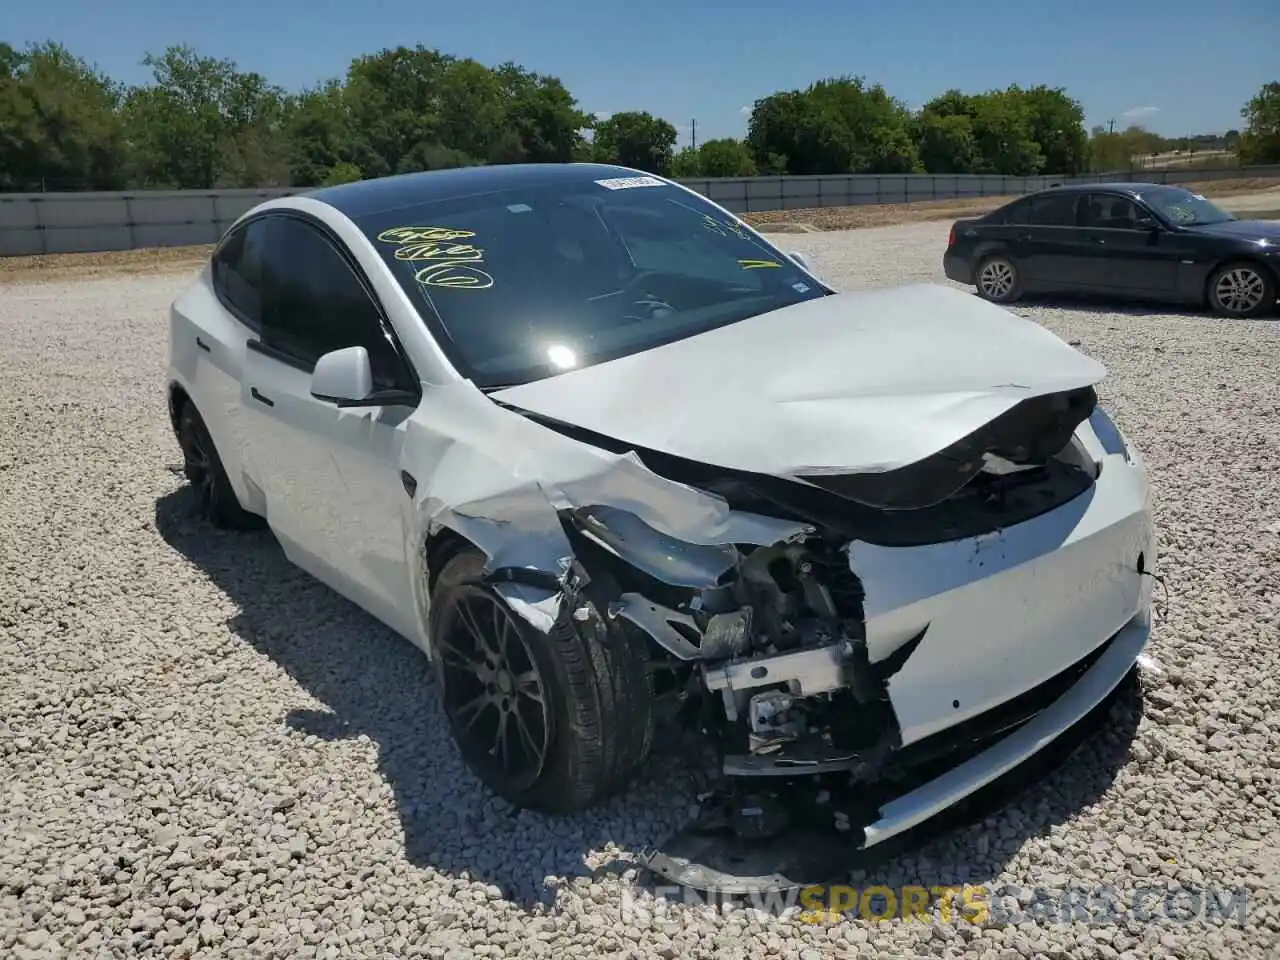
619 882 1250 929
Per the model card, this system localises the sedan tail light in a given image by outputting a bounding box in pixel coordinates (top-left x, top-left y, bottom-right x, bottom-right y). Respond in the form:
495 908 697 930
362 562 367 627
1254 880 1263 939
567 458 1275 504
947 223 957 247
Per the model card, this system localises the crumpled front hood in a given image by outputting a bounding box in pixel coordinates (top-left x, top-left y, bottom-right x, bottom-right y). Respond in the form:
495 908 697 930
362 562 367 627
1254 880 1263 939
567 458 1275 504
492 283 1107 478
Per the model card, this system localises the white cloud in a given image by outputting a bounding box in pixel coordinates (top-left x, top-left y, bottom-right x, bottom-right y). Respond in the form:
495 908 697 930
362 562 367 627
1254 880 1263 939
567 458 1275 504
1121 105 1160 121
739 105 751 116
592 110 611 121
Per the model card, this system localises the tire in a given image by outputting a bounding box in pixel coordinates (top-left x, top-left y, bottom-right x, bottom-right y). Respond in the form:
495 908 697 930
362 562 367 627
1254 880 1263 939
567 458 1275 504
176 401 263 530
974 254 1022 304
429 549 655 814
1206 261 1277 318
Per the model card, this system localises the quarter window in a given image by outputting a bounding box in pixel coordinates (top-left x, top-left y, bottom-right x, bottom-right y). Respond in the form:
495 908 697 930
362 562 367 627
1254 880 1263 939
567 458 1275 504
211 219 268 326
257 216 413 391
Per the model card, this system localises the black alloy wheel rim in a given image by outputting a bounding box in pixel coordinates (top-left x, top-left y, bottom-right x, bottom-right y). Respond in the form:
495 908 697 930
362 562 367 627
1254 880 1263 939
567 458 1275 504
436 589 551 792
181 419 215 505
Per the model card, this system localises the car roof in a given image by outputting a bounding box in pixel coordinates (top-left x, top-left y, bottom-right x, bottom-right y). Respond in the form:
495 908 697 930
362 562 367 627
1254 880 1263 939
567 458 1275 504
1026 182 1190 200
305 162 658 220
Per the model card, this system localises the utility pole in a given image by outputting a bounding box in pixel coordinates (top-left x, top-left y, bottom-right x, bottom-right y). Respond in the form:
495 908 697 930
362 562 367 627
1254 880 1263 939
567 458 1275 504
691 119 697 152
1107 118 1115 134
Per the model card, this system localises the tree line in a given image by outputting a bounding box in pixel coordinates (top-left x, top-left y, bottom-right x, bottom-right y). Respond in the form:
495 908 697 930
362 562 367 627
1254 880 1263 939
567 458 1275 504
1 40 1276 192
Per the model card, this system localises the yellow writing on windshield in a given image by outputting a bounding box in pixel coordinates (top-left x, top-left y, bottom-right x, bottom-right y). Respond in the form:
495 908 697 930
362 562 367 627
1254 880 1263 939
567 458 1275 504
377 226 475 244
738 259 781 269
701 214 751 240
376 225 494 290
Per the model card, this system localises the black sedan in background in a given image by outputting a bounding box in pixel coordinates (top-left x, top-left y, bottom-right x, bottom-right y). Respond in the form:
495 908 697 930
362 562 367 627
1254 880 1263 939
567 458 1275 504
943 183 1280 318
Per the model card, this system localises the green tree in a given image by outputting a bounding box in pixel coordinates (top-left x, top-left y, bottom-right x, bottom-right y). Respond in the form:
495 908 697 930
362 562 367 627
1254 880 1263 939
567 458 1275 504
915 109 978 173
591 111 677 174
670 138 757 177
337 47 591 178
493 62 592 163
1238 81 1280 164
283 80 363 187
122 45 289 189
746 77 918 175
696 138 757 176
342 46 463 177
670 146 701 176
966 89 1044 175
1019 85 1088 175
0 41 128 190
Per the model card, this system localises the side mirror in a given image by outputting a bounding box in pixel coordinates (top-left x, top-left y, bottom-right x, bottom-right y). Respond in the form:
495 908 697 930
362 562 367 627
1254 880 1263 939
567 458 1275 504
1135 216 1159 231
311 346 373 404
786 250 816 273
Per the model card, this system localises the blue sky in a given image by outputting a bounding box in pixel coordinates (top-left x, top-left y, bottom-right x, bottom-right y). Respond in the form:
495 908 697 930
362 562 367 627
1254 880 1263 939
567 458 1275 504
8 0 1275 146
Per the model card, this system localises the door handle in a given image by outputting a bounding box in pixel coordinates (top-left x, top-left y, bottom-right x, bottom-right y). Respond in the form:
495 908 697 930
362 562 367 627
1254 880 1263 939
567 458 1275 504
195 336 211 353
250 386 275 407
400 471 417 498
1016 231 1032 241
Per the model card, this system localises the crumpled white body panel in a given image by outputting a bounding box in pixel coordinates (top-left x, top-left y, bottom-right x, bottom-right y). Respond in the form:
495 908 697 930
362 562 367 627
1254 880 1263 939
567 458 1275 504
855 418 1154 746
398 380 812 633
493 283 1107 477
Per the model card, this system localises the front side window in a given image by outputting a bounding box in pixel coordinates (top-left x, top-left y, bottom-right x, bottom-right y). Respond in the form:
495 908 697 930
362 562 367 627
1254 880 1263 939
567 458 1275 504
1136 186 1235 226
1081 194 1143 229
257 216 412 390
356 178 829 388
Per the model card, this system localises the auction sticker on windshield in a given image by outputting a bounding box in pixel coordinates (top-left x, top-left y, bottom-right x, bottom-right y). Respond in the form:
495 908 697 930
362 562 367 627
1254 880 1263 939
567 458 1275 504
595 176 666 190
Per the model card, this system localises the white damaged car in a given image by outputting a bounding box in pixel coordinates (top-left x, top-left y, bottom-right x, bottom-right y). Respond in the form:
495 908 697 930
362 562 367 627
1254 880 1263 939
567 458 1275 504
167 163 1155 864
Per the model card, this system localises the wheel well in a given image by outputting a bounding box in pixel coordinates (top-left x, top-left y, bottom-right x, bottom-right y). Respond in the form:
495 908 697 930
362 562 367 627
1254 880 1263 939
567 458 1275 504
168 383 191 437
424 528 480 596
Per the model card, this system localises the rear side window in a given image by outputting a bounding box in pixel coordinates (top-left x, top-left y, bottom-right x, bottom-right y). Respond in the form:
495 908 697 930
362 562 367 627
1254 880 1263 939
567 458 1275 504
211 220 268 326
257 216 414 391
1029 193 1079 227
998 200 1030 225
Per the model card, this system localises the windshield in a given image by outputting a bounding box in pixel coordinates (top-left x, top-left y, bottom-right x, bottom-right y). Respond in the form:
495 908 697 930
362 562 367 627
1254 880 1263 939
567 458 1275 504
356 176 828 388
1138 186 1235 226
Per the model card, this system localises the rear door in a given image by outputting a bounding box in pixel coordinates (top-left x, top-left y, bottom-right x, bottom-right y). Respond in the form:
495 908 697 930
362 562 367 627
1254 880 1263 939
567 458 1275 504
238 213 422 637
171 217 270 513
1017 192 1090 289
1077 192 1179 294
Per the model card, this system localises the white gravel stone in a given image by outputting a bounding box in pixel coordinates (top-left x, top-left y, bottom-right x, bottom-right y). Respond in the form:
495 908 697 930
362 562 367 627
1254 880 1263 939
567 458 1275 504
2 219 1279 958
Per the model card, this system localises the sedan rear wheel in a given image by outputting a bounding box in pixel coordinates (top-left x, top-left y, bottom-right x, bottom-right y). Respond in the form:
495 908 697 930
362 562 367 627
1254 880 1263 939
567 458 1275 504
975 255 1022 303
1207 262 1276 318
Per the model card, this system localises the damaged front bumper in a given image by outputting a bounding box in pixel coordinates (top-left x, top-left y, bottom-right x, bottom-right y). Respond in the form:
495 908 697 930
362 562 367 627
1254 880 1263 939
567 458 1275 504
631 413 1155 862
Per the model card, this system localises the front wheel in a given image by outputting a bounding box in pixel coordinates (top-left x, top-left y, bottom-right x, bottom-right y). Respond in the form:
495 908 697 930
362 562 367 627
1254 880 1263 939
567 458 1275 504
975 254 1022 304
1207 262 1276 318
428 550 655 814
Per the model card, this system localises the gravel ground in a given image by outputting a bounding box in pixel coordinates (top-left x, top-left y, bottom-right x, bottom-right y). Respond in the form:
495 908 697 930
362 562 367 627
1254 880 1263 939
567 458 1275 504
3 220 1279 959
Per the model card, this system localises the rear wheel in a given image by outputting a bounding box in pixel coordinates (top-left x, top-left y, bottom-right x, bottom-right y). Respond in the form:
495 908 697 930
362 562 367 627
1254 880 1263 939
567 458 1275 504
1207 261 1276 318
176 402 263 529
429 549 655 814
975 254 1022 304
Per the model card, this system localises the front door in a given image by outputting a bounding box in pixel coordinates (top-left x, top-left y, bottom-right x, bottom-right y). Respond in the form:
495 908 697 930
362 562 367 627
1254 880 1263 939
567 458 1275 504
1077 193 1179 294
237 213 422 638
